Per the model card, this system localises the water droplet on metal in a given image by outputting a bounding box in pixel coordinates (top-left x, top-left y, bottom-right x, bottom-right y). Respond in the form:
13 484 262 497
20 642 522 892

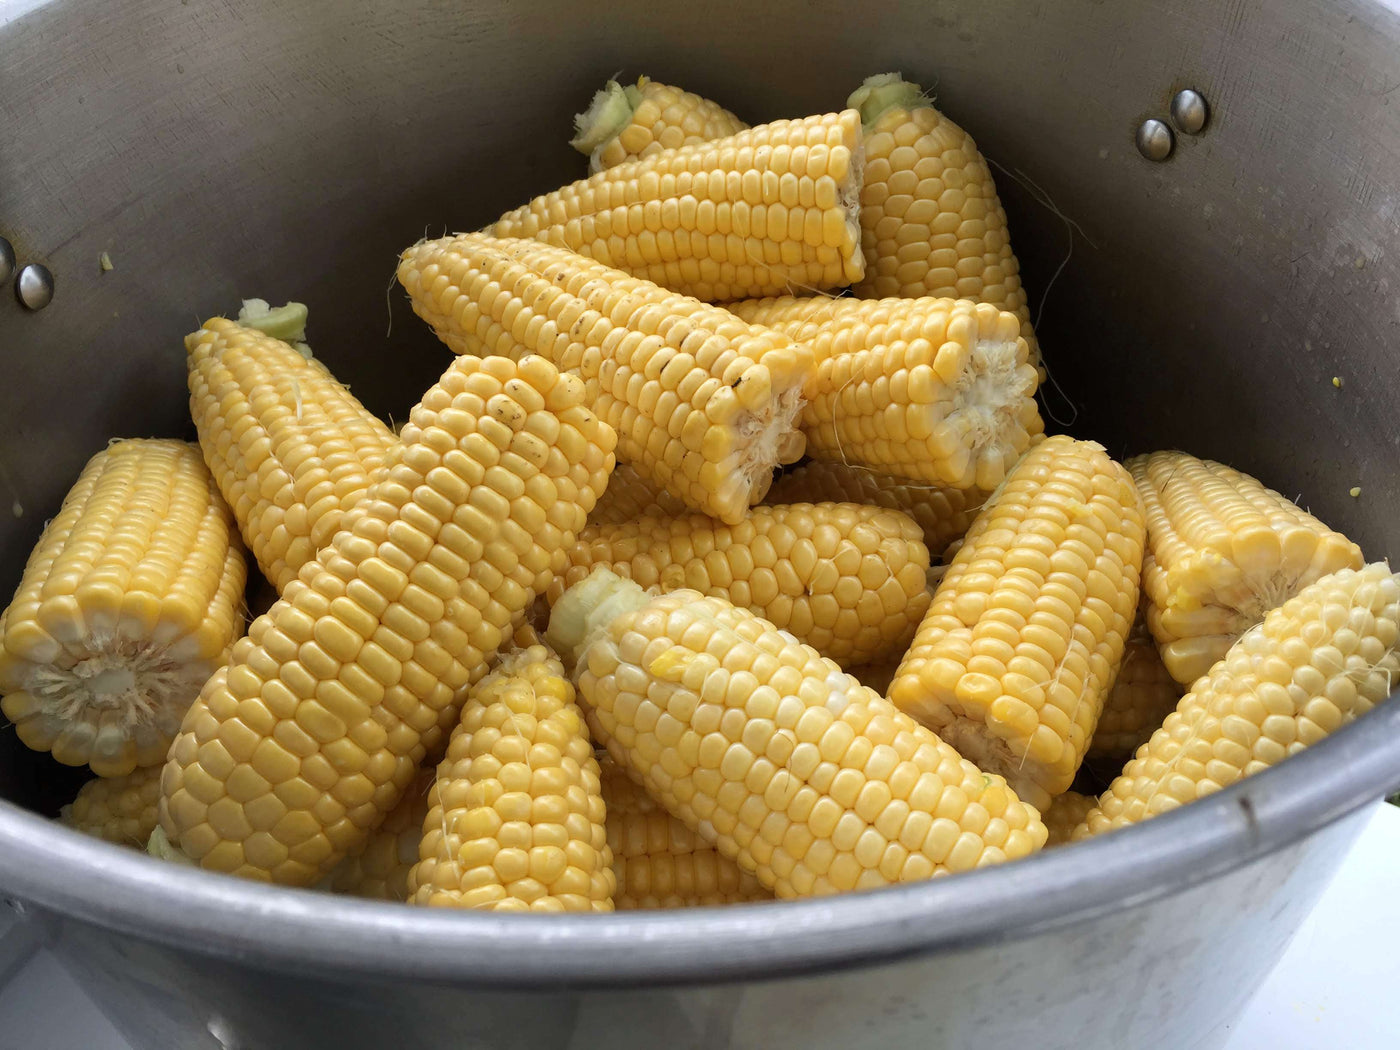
15 263 54 311
1136 119 1173 161
1170 89 1209 135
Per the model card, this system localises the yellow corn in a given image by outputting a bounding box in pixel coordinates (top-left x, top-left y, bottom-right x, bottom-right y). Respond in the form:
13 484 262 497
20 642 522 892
398 234 812 524
60 765 163 847
550 503 931 668
1074 563 1400 839
571 76 748 173
327 769 432 901
491 111 865 301
889 436 1146 810
409 645 614 911
765 455 990 561
546 568 1046 898
1131 451 1364 688
0 439 246 777
1042 790 1096 847
158 354 616 885
730 295 1041 491
602 758 770 908
586 463 689 526
848 74 1038 373
1087 617 1183 761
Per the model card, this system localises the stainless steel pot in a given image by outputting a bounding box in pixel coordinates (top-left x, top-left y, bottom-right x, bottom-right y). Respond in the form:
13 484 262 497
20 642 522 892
3 1 1399 1047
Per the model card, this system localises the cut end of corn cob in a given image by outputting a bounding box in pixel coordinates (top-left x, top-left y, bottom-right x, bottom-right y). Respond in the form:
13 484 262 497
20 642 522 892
1041 790 1096 847
570 79 638 156
236 299 311 355
60 765 164 847
1131 451 1365 688
1074 562 1400 840
848 72 928 128
409 644 614 911
1087 616 1183 761
0 439 247 777
147 824 196 866
571 76 749 174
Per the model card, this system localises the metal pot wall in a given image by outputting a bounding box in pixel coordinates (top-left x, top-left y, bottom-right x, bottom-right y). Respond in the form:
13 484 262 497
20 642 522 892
3 1 1399 1047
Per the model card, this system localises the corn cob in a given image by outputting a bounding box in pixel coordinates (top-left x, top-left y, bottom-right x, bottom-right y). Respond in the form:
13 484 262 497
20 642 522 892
491 111 865 301
730 295 1040 491
602 758 770 908
1041 790 1096 847
550 503 930 668
571 76 748 174
1131 451 1365 690
327 768 432 900
1087 617 1183 761
1074 563 1400 839
0 439 246 777
409 645 613 911
399 234 812 524
188 318 397 594
158 353 615 885
889 436 1146 810
848 74 1038 373
586 463 689 526
547 568 1046 898
765 459 989 562
60 765 164 847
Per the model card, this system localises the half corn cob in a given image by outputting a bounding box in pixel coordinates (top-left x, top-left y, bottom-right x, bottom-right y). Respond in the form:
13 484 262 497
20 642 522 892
730 295 1041 491
60 765 163 847
601 758 770 908
188 318 398 593
1131 451 1364 688
409 645 614 911
890 436 1146 809
848 74 1038 372
0 439 246 777
491 111 865 301
1074 563 1400 839
327 768 432 900
571 76 748 173
1041 790 1096 847
398 234 812 524
547 568 1046 898
765 458 989 562
158 353 615 885
1087 617 1183 761
586 463 689 526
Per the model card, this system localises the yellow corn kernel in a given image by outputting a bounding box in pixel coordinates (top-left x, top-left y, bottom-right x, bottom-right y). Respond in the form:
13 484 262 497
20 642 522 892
188 318 397 593
730 295 1041 491
398 234 812 524
550 502 931 668
492 110 865 301
1041 791 1096 847
547 568 1045 899
0 439 246 777
1131 450 1365 688
158 354 616 886
1074 563 1400 838
848 74 1039 374
327 769 433 901
571 76 748 173
587 463 690 526
61 765 164 847
409 645 614 911
1087 617 1183 761
890 436 1146 810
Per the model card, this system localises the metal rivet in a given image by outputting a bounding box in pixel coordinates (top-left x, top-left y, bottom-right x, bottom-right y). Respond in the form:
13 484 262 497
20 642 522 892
1170 89 1209 134
0 237 14 283
15 263 54 311
1136 118 1174 161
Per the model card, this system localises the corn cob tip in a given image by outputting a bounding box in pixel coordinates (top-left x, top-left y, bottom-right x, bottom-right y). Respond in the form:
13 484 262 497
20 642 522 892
847 73 928 127
147 825 195 866
570 79 638 155
234 299 311 356
545 567 650 668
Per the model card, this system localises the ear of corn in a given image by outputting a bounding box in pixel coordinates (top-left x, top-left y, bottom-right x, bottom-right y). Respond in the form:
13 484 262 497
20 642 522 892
60 765 164 847
764 459 989 562
730 295 1041 491
848 74 1038 375
1041 790 1096 846
409 645 614 911
550 502 931 668
1087 617 1183 761
1074 563 1400 839
326 768 432 901
586 463 690 526
572 76 748 173
890 436 1146 810
491 111 865 301
188 318 398 594
398 234 811 524
0 439 247 777
601 757 770 908
158 354 616 885
546 568 1045 899
1131 451 1364 688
